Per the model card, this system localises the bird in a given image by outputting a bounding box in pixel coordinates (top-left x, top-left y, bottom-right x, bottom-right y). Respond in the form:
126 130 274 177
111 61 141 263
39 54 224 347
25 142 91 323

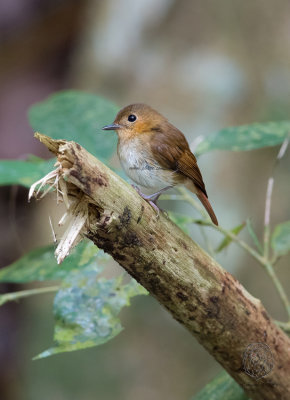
102 103 218 225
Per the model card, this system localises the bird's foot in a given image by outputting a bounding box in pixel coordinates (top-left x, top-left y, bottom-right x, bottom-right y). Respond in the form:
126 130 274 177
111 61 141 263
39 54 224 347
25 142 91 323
131 185 172 216
147 200 161 215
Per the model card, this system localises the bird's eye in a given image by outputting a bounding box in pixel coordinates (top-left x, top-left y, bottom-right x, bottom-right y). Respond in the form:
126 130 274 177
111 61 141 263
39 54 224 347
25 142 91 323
128 114 137 122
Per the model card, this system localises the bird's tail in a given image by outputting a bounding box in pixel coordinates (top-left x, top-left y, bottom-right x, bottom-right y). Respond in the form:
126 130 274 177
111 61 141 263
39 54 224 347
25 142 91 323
196 190 218 226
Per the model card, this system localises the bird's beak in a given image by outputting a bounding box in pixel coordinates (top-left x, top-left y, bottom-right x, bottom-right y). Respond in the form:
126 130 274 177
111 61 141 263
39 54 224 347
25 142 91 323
102 123 122 131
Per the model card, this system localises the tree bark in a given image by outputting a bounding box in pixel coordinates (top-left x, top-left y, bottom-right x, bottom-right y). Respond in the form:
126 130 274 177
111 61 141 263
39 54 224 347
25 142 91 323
34 133 290 400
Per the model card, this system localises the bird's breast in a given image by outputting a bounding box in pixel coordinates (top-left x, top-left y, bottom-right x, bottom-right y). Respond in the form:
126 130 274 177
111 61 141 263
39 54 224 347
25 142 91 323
117 138 178 190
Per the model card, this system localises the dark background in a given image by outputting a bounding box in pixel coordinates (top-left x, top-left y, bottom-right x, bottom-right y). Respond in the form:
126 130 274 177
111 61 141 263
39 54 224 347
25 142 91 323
0 1 289 399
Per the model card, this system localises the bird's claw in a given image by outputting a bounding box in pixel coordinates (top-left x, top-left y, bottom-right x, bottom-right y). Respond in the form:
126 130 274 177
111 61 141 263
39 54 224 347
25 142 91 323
148 200 161 216
131 184 162 216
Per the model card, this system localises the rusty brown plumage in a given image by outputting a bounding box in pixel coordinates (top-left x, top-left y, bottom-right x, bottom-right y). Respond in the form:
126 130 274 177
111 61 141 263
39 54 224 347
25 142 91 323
102 103 218 225
150 127 207 196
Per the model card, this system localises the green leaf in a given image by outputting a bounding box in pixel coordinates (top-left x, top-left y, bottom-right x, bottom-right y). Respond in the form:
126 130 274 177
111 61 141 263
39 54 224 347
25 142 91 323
0 241 100 283
271 221 290 256
215 222 245 253
35 266 147 359
195 121 290 155
191 371 248 400
0 158 55 187
28 90 118 163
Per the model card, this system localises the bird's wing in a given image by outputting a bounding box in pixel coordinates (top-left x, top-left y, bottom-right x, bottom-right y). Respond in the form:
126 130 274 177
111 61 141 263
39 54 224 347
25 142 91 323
177 150 207 196
150 126 207 196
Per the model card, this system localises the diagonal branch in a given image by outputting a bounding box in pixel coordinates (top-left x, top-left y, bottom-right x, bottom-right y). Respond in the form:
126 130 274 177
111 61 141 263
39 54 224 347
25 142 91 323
31 133 290 400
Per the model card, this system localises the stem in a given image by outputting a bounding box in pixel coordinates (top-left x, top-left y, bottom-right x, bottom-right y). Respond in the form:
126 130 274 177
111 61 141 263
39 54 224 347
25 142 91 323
0 286 59 306
212 222 265 265
178 186 265 265
178 187 208 217
263 136 289 261
199 225 214 256
264 262 290 319
263 176 274 259
209 224 290 320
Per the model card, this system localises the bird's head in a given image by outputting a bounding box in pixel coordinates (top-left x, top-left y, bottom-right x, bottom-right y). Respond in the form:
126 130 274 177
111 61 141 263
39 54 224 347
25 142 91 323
102 103 166 139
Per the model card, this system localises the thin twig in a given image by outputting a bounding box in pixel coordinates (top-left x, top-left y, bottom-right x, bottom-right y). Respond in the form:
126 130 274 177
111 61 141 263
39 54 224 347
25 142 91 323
263 176 274 259
264 262 290 319
0 286 59 306
178 187 207 217
199 225 214 256
277 136 290 161
263 136 289 260
212 221 265 265
178 187 265 264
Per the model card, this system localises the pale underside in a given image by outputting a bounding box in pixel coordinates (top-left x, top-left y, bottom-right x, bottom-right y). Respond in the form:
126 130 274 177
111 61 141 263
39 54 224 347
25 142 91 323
118 137 197 194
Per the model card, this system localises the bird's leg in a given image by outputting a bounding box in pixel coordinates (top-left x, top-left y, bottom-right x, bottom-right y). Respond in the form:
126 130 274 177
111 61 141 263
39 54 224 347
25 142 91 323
143 186 173 202
131 185 173 214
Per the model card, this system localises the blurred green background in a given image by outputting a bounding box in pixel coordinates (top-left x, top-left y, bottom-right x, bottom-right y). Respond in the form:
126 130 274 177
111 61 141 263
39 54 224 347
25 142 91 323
0 0 289 399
